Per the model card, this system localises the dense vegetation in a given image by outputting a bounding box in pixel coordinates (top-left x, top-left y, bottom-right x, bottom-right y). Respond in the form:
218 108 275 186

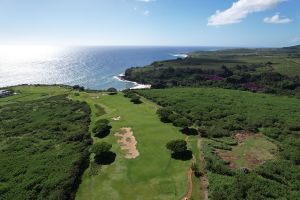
0 95 91 200
137 88 300 199
90 142 115 165
125 45 300 96
92 119 112 138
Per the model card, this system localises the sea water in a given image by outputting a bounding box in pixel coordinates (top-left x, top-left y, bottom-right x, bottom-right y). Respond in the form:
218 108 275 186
0 46 215 90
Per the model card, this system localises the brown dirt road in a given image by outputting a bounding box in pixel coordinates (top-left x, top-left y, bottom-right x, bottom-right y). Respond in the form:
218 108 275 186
181 168 193 200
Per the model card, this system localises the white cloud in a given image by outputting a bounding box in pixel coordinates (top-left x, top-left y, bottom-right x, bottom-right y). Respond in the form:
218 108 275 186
264 13 292 24
208 0 284 26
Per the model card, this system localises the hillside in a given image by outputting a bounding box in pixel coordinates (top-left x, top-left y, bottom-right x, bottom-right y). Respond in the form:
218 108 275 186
0 86 91 199
136 87 300 199
1 85 300 199
124 45 300 95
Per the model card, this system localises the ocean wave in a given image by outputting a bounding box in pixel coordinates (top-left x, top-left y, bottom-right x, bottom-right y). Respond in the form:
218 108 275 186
172 53 189 58
113 74 151 90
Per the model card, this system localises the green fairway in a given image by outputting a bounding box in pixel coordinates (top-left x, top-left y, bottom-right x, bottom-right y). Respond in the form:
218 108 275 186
74 93 192 200
0 85 71 106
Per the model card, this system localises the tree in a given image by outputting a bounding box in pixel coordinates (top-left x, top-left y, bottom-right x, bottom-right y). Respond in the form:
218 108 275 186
107 87 118 95
166 139 187 153
72 85 85 91
92 119 112 138
156 108 172 123
173 117 190 128
91 142 112 156
91 142 116 165
130 95 142 104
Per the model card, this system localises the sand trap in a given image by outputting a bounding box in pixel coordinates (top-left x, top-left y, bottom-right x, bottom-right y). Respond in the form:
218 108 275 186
112 116 121 121
114 128 139 159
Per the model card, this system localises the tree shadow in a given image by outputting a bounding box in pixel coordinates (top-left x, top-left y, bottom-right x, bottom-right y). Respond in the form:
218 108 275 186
171 150 193 161
95 151 116 165
95 129 111 139
180 127 198 136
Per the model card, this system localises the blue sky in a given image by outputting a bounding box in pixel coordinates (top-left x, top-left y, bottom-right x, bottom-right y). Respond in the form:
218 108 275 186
0 0 299 47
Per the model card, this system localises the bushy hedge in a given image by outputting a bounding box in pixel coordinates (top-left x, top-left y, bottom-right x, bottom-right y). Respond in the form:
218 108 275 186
0 95 91 200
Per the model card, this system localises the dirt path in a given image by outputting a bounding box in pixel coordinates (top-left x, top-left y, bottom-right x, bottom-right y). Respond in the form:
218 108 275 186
181 168 193 200
198 138 209 200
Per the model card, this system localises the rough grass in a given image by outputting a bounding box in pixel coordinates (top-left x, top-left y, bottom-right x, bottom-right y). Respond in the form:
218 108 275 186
0 86 91 200
216 134 277 169
73 93 192 200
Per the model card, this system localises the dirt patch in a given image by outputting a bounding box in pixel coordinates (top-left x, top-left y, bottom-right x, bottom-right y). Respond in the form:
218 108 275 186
245 153 265 169
181 168 193 200
234 132 252 143
233 132 264 143
215 150 240 168
112 116 121 121
114 127 139 159
200 176 209 200
216 133 275 169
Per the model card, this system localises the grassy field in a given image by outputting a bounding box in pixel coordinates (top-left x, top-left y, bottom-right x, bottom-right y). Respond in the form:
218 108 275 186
73 92 195 200
0 85 71 106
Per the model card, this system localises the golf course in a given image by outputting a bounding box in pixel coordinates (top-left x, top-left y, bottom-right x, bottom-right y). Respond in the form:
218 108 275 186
1 84 299 200
73 91 195 200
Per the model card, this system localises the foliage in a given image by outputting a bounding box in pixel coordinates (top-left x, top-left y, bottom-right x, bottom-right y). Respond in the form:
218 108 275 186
156 108 173 123
166 139 187 153
130 95 142 104
90 142 115 165
138 87 300 198
123 90 142 104
91 142 112 155
107 87 118 95
0 95 91 200
92 119 112 138
124 46 300 96
72 85 85 91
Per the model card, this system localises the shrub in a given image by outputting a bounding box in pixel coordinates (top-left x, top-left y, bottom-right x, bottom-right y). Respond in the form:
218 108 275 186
166 139 187 153
92 119 111 138
130 95 142 104
107 87 117 95
156 108 173 123
173 117 190 128
91 142 112 155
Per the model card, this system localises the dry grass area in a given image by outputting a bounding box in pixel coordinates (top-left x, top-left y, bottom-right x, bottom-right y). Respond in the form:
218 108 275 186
114 127 140 159
216 133 277 169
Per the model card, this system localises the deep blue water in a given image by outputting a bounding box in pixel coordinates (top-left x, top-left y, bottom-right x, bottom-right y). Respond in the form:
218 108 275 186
0 46 215 90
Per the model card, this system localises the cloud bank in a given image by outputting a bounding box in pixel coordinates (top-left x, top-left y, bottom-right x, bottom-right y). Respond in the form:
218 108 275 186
208 0 283 26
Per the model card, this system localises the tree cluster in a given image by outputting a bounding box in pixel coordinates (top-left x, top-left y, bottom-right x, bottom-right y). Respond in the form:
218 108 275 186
92 119 112 138
123 89 142 104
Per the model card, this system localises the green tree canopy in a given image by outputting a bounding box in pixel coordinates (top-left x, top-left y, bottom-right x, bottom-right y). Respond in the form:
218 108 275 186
166 139 187 153
107 87 118 95
156 108 173 123
91 142 112 156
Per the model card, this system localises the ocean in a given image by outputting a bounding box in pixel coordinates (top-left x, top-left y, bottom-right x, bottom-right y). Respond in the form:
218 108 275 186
0 46 215 90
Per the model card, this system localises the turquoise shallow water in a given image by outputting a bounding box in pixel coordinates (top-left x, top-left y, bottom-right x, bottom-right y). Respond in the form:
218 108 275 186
0 46 214 90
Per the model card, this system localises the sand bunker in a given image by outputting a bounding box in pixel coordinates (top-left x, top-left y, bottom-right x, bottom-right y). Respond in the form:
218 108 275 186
112 116 121 121
114 128 139 159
